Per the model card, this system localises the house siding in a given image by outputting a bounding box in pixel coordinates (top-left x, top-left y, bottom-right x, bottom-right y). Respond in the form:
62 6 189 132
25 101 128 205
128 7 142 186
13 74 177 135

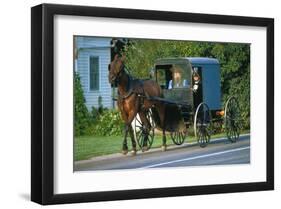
76 37 113 110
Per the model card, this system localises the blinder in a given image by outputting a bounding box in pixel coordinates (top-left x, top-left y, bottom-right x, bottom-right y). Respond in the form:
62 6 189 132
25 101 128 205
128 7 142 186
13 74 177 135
110 63 125 87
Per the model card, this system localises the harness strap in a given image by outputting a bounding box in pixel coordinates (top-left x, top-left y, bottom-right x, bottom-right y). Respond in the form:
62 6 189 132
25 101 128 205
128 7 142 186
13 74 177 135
118 88 134 100
116 65 147 112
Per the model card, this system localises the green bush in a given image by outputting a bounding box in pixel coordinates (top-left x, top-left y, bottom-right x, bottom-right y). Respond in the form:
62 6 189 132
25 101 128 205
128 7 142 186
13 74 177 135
87 110 124 136
74 71 123 136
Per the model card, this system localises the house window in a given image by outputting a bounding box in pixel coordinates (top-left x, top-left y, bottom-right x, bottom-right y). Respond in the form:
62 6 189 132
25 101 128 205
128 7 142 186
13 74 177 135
89 56 99 91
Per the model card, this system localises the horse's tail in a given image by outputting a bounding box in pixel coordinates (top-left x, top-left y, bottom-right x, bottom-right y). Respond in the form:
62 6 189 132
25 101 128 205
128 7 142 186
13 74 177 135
151 107 161 128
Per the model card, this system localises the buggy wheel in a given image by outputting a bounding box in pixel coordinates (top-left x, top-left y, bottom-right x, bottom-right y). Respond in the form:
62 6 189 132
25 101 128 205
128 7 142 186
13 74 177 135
224 97 240 143
194 102 212 148
134 109 155 151
196 128 211 148
170 130 187 145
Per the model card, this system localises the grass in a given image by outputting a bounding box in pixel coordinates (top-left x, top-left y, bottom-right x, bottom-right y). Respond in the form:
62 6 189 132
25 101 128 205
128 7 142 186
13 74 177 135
74 129 250 161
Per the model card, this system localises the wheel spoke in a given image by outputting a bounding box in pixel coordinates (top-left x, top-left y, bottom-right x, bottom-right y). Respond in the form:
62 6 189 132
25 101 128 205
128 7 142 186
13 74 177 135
134 109 155 151
194 103 212 148
224 97 241 143
171 130 186 145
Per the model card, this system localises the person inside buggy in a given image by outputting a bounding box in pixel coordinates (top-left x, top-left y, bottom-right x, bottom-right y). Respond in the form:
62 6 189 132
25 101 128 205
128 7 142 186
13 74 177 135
167 66 190 89
155 64 200 92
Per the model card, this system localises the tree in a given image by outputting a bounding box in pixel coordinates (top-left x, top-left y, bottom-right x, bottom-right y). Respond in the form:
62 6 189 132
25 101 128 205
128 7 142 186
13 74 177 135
122 40 250 129
74 72 91 136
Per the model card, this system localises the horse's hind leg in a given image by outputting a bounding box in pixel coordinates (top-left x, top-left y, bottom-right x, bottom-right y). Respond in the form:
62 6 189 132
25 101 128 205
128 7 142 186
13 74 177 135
162 129 167 151
155 103 167 151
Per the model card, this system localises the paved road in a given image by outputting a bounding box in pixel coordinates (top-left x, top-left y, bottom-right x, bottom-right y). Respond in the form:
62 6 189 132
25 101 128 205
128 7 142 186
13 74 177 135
74 134 250 171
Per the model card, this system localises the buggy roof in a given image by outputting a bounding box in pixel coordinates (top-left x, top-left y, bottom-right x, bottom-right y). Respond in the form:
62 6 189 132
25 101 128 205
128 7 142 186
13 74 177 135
155 57 219 66
188 57 219 65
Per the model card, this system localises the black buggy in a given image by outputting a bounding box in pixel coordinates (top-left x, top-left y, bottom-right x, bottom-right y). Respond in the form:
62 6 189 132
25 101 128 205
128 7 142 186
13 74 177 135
133 57 241 150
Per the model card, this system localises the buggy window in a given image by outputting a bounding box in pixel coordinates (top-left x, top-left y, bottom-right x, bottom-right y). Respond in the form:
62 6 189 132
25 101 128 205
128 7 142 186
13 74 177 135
155 65 172 89
155 64 191 89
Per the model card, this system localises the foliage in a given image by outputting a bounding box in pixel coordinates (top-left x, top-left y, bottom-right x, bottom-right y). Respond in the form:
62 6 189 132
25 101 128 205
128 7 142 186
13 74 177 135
86 110 124 136
74 71 123 136
123 40 250 129
75 39 250 136
74 72 91 136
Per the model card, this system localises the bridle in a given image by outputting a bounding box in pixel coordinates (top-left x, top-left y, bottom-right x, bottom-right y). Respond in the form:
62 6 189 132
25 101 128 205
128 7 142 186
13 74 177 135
110 64 136 100
109 63 124 86
114 63 125 85
111 63 134 85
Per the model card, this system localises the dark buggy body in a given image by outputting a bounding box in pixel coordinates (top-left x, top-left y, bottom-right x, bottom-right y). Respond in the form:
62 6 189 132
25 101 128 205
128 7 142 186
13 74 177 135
134 57 241 149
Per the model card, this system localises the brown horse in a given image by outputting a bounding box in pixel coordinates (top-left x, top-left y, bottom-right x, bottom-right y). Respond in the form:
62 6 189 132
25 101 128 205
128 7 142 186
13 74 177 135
108 54 167 155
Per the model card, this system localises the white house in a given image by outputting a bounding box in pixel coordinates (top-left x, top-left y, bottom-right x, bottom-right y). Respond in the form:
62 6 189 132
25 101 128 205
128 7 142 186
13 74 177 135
74 36 114 110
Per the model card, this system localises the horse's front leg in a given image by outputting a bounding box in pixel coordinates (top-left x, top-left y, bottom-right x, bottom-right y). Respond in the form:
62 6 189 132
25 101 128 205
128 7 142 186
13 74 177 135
128 124 137 155
120 95 138 156
118 101 129 155
126 111 138 155
122 124 129 155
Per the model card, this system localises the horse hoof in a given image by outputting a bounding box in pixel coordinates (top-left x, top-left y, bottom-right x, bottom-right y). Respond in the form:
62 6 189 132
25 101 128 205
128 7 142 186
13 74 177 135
122 149 128 155
161 145 167 152
142 146 148 152
131 150 137 156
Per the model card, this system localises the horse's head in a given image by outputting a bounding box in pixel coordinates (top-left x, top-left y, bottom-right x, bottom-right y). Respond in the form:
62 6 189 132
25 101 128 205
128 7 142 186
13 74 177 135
108 54 126 85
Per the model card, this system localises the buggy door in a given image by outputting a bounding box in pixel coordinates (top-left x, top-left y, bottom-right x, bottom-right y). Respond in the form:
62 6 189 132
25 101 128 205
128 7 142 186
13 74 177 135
192 66 203 108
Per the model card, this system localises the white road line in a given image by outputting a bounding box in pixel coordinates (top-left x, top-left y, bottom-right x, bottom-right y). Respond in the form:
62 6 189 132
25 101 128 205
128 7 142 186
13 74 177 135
138 146 250 169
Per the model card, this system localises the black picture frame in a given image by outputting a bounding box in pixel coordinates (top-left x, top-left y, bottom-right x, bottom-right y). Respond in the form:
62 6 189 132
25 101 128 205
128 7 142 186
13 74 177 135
31 3 274 205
